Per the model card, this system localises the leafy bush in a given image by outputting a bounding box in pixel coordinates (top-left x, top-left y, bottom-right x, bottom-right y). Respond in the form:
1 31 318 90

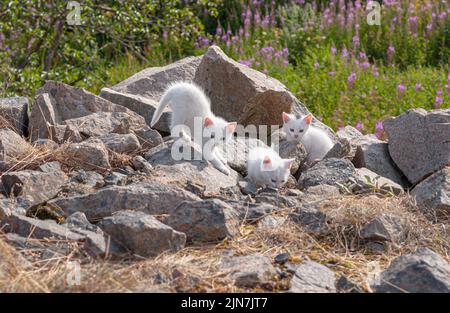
0 0 221 97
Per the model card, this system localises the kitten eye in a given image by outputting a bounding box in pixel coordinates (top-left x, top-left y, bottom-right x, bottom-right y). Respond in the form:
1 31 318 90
299 129 304 133
290 128 295 132
271 179 277 183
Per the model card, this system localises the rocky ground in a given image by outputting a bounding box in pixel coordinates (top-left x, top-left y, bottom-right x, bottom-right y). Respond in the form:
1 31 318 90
0 46 449 293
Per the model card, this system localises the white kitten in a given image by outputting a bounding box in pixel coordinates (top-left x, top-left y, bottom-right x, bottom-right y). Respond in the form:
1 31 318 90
282 112 333 164
151 82 237 175
247 147 295 188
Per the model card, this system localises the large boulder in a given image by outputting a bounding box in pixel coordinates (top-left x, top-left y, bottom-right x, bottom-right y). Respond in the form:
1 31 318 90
411 167 450 218
101 56 203 133
165 199 240 243
0 129 31 172
49 182 201 221
372 248 450 293
0 97 29 136
30 81 148 142
98 210 186 257
1 170 68 206
193 46 316 129
384 108 450 184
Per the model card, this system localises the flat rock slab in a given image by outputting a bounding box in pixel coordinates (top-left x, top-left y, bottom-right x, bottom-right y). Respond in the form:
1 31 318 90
219 254 278 288
2 212 84 241
372 248 450 293
384 108 450 185
49 182 201 221
98 210 186 257
288 261 337 293
146 143 240 195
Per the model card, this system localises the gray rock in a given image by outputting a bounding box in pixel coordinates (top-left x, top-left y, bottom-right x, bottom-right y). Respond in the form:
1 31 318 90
0 129 30 171
193 46 328 134
384 108 450 184
63 212 102 234
355 168 404 195
65 139 111 171
146 142 240 195
63 111 146 138
219 254 278 288
353 136 408 187
1 170 67 205
323 137 352 159
97 133 141 154
70 170 105 188
238 180 257 195
289 204 328 234
304 184 341 200
33 138 59 149
29 93 60 141
411 167 449 217
218 136 267 175
36 81 146 123
103 56 202 133
49 182 201 221
38 161 62 173
336 275 364 293
289 261 337 293
0 97 29 136
132 127 164 150
277 140 307 174
165 199 240 243
336 126 364 158
298 158 356 189
231 201 279 223
2 212 84 241
98 210 186 257
131 155 153 173
372 248 450 293
104 172 128 186
257 215 287 230
360 214 405 243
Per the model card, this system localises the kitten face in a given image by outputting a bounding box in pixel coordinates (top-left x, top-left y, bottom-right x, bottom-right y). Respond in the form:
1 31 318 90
203 116 237 144
259 155 294 188
282 112 313 140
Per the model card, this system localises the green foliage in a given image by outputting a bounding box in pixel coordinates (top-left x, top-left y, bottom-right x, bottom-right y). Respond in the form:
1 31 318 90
0 0 221 97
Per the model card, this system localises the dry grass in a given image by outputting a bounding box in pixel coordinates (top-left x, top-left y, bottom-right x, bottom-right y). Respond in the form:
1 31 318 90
0 194 448 293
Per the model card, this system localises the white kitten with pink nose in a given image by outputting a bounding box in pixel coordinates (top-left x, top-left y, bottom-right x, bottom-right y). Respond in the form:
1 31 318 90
282 112 333 164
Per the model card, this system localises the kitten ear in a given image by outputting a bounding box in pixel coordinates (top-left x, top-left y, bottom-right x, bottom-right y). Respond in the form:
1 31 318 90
263 155 272 168
282 112 293 123
304 114 313 125
204 117 214 127
227 122 237 133
284 158 296 169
